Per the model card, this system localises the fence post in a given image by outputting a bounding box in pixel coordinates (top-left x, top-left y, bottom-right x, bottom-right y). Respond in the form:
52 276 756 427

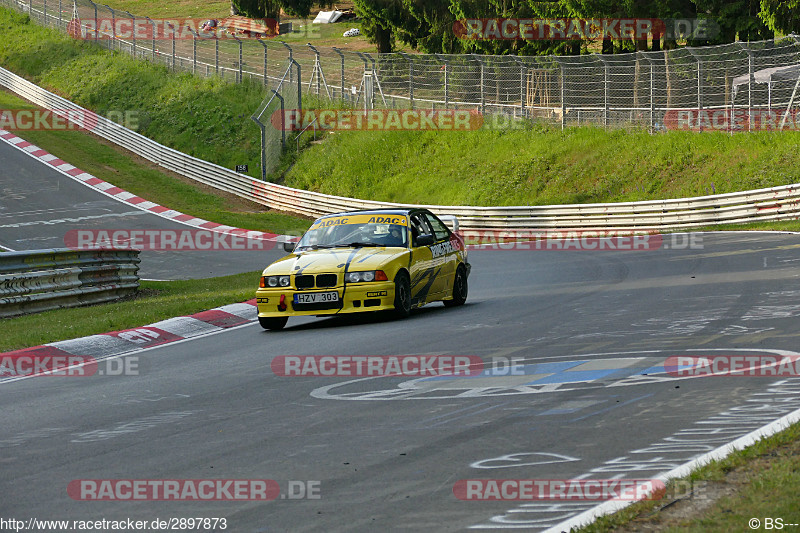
233 35 243 83
512 56 526 116
257 38 268 86
93 2 98 44
557 60 566 130
58 0 62 27
435 54 449 107
597 55 609 128
280 41 293 83
124 11 135 57
215 34 219 75
169 22 176 71
397 52 413 109
307 43 321 95
332 47 345 101
472 54 485 115
102 4 114 50
643 53 656 132
43 0 46 26
188 28 197 74
736 42 754 132
687 48 703 132
145 16 155 60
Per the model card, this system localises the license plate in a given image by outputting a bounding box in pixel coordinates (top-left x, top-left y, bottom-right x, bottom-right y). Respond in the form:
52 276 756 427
294 292 339 304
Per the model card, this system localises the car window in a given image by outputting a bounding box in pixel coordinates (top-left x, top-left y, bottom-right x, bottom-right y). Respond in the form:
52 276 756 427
423 213 451 242
409 214 433 246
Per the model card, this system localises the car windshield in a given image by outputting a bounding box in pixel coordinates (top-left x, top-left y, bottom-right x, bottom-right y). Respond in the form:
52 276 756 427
296 220 409 250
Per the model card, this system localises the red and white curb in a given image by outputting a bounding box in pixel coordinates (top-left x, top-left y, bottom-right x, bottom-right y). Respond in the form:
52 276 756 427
0 299 259 383
0 129 294 246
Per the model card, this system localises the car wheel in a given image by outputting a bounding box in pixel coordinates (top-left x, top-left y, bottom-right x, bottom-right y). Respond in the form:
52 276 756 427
444 264 468 307
393 272 411 318
259 316 288 330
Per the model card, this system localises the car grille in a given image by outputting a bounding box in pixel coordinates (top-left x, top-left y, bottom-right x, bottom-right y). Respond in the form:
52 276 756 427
294 273 338 289
316 274 338 287
295 275 315 289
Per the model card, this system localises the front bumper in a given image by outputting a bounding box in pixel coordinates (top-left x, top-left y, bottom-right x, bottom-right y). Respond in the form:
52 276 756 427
256 281 396 318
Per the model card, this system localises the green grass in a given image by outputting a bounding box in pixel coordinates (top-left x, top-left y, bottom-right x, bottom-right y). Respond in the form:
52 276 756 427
0 271 261 352
5 6 800 214
283 123 800 207
0 89 311 236
578 423 800 532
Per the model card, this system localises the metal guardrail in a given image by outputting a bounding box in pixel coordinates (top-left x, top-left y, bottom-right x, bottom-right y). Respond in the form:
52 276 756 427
0 248 140 317
2 65 800 232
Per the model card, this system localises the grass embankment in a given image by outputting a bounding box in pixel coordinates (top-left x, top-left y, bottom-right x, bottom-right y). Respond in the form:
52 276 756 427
579 423 800 532
0 91 311 235
3 6 800 212
0 271 259 352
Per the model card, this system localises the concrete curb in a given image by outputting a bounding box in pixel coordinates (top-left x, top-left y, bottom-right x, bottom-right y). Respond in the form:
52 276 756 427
0 298 259 382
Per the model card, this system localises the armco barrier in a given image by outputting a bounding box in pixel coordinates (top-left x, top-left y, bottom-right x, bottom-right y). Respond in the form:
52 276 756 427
0 248 140 317
2 65 800 232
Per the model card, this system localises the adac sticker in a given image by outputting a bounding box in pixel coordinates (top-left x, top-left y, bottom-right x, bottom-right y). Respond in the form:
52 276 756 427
310 214 408 230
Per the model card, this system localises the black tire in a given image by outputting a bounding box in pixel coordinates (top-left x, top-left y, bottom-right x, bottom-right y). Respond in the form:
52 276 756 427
259 316 288 330
444 264 468 307
393 272 412 318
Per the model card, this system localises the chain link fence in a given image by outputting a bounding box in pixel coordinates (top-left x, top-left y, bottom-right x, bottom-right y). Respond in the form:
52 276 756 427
5 0 800 173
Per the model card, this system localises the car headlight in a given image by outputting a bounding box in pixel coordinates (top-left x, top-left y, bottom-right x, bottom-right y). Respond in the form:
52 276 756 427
261 275 290 288
345 270 387 283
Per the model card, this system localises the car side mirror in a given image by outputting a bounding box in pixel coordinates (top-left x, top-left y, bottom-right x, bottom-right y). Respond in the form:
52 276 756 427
283 241 296 253
416 233 434 247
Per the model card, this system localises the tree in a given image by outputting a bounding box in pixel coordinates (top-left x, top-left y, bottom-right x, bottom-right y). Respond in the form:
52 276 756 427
230 0 334 20
759 0 800 35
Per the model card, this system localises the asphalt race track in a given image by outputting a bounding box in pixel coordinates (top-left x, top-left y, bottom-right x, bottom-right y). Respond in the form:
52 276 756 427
5 228 800 531
0 140 286 280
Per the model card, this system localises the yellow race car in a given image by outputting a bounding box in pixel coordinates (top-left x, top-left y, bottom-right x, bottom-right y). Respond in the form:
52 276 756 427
256 208 470 330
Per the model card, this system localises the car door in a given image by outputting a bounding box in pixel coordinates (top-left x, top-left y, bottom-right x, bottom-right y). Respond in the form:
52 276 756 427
423 212 458 297
408 213 440 306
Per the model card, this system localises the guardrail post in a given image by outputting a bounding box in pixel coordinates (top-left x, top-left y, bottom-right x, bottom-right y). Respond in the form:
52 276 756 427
257 38 268 85
332 47 345 101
